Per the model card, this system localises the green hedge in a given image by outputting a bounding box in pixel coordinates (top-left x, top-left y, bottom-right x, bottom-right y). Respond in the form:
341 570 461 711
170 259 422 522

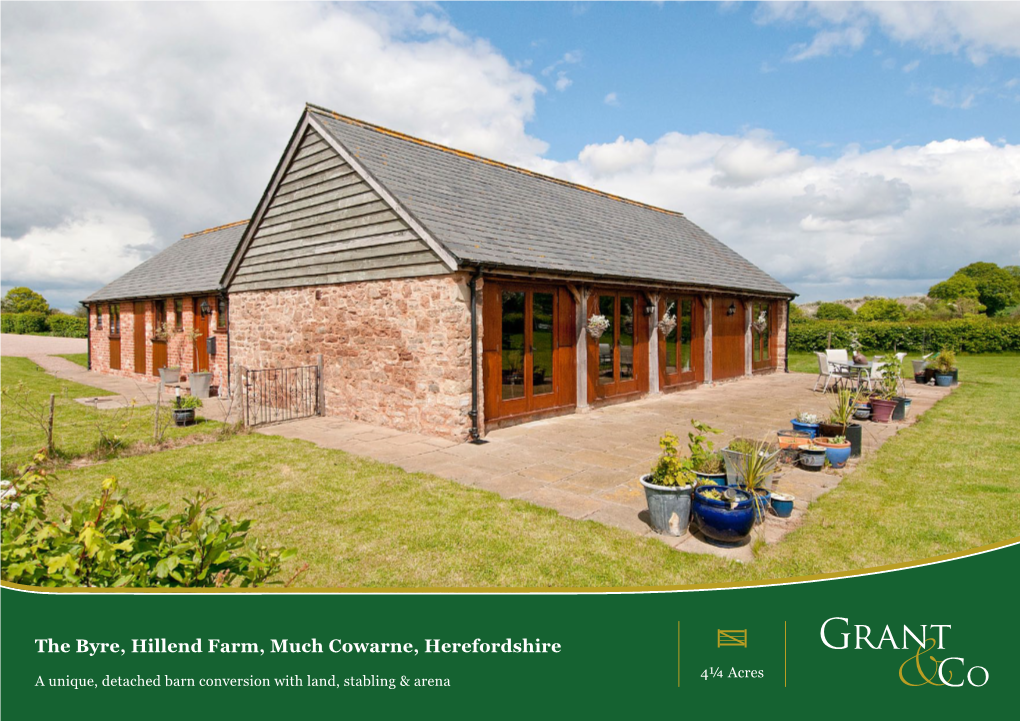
1 312 88 338
788 318 1020 353
45 313 88 338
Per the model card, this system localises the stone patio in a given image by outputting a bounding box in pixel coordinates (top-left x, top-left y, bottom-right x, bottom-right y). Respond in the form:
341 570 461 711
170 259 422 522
257 373 954 561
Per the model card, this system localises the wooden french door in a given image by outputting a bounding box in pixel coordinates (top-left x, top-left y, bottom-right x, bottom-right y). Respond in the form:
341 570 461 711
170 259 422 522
587 291 648 400
109 304 121 371
193 296 210 372
483 282 575 423
659 295 704 389
751 300 778 372
133 302 147 374
712 296 746 380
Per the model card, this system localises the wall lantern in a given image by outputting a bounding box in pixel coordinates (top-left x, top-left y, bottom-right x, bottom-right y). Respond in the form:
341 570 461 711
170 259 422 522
199 300 211 317
727 302 736 316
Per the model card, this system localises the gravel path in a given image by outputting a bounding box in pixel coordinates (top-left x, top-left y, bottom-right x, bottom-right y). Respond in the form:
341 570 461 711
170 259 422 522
0 333 87 356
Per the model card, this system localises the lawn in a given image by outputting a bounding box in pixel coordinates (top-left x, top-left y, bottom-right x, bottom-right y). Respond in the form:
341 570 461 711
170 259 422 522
55 353 89 367
23 352 1019 588
1 356 220 476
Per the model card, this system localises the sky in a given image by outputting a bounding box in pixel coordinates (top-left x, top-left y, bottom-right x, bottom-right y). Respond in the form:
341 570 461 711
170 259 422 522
2 1 1019 312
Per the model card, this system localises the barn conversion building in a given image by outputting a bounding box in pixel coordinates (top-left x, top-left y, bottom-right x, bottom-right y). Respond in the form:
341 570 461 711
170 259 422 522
86 103 796 440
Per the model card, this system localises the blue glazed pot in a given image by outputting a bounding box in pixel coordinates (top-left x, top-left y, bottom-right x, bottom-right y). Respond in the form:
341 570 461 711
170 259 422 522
771 492 795 518
790 419 820 439
819 441 852 469
692 486 755 543
694 471 727 486
740 487 771 524
935 373 953 387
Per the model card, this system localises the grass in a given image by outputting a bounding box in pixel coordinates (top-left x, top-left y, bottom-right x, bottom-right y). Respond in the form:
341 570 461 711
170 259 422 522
1 356 220 477
9 353 1019 587
55 353 89 367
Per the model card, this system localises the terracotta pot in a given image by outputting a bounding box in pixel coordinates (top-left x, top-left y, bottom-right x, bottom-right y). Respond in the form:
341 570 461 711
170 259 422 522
870 397 897 423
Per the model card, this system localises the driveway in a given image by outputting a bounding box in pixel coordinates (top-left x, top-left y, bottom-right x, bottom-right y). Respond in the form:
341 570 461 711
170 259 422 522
259 373 954 561
1 333 87 356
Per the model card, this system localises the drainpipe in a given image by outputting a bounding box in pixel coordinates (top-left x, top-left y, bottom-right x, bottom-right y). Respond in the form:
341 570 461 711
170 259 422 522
468 267 483 443
221 290 231 397
784 299 791 374
82 302 91 370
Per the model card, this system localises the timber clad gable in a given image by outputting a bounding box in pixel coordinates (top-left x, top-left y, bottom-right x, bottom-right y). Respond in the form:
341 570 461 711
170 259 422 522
230 127 449 293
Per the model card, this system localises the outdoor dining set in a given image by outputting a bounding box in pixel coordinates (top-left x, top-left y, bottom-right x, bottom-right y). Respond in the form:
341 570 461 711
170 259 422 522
812 349 909 394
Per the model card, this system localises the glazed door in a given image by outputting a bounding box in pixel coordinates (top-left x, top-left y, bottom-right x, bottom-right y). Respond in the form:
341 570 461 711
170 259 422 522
659 295 704 388
133 302 147 374
483 283 575 422
712 296 746 380
193 297 209 372
751 300 777 372
588 291 647 400
109 304 121 371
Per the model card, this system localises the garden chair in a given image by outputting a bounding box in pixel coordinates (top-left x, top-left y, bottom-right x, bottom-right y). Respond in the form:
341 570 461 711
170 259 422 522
813 351 839 392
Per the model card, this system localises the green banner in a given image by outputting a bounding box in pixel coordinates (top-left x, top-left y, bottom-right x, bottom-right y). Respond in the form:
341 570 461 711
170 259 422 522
2 541 1016 717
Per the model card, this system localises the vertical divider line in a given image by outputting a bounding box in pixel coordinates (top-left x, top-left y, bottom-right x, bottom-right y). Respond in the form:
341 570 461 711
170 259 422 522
677 621 680 688
784 621 787 688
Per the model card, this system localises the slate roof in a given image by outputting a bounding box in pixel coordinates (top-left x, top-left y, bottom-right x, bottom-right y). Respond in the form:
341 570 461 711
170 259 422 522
85 221 248 303
310 106 794 297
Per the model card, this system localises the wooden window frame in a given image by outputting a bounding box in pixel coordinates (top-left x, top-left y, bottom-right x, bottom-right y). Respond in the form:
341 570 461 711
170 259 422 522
216 297 228 332
109 303 121 337
95 305 103 330
174 299 184 332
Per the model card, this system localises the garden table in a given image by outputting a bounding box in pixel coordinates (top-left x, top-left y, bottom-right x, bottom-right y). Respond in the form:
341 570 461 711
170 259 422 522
830 361 873 393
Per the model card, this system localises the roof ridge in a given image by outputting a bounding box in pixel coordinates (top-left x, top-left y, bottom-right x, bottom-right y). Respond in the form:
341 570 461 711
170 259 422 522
182 219 249 239
305 103 684 218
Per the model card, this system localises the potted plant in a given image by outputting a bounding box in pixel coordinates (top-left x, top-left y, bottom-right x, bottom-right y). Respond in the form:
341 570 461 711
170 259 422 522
692 486 756 544
586 313 610 340
734 437 773 525
868 363 899 423
721 437 779 489
931 348 957 387
819 388 864 457
790 411 821 438
799 444 826 472
776 430 811 464
182 327 211 398
154 323 181 384
688 419 726 485
639 432 696 536
815 435 851 469
172 393 202 427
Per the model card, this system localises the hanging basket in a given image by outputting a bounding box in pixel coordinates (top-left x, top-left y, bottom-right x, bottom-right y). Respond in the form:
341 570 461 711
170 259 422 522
657 314 677 336
587 314 610 340
752 309 768 334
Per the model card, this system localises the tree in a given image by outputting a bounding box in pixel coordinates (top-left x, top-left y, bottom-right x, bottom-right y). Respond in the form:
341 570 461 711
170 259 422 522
72 305 88 319
788 303 806 322
956 262 1020 316
1 287 51 315
815 302 854 321
855 298 905 322
928 274 979 302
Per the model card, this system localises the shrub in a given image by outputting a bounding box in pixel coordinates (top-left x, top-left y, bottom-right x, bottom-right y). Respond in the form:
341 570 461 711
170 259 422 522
2 312 49 334
1 453 294 588
1 287 50 315
787 318 1020 354
46 313 88 338
815 302 855 321
648 432 695 487
855 298 906 322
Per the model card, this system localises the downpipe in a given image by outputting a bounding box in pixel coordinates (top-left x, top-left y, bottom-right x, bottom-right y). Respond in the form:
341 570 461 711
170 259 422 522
468 267 484 443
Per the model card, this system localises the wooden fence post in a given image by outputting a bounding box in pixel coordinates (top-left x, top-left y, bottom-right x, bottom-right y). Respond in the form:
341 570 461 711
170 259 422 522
316 354 325 416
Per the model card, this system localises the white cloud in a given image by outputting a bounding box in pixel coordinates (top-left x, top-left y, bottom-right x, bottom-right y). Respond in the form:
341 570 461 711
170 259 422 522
902 59 920 73
555 72 573 92
603 92 619 106
759 1 1020 65
0 3 547 310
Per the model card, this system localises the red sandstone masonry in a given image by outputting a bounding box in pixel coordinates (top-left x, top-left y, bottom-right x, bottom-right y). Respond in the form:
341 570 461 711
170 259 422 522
229 275 474 440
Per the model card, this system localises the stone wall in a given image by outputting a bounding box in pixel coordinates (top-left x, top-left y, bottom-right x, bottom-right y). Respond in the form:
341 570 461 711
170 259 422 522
229 274 474 440
88 297 230 393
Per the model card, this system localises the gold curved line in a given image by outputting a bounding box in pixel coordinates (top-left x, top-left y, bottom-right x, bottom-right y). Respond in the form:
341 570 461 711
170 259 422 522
3 536 1017 595
181 220 250 239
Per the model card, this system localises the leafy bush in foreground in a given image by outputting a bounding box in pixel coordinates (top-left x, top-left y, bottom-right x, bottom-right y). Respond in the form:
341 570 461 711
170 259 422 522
1 452 293 588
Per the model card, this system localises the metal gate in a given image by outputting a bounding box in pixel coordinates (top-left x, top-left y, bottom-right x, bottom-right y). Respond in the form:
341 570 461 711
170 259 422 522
240 364 320 427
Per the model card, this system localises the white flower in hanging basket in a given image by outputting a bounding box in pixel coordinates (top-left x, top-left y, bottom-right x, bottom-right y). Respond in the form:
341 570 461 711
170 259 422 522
657 313 677 336
752 309 768 334
586 314 610 339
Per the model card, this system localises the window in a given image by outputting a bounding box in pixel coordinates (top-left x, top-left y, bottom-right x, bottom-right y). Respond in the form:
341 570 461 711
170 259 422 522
153 300 166 338
752 301 771 368
174 299 184 331
109 304 120 335
663 296 694 376
95 306 103 330
217 297 228 330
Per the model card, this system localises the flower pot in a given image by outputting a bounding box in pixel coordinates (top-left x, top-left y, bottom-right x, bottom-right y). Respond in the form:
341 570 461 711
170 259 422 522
692 486 755 543
770 492 795 518
159 367 181 385
901 398 912 416
740 487 771 525
844 423 863 458
694 471 727 486
913 372 926 384
869 397 897 423
172 408 195 427
777 430 810 464
790 419 820 439
189 371 212 399
950 368 958 386
911 360 927 377
639 475 693 537
923 368 936 384
892 396 909 421
853 404 871 421
816 438 852 469
721 443 779 489
799 446 825 472
818 422 846 438
935 373 953 387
